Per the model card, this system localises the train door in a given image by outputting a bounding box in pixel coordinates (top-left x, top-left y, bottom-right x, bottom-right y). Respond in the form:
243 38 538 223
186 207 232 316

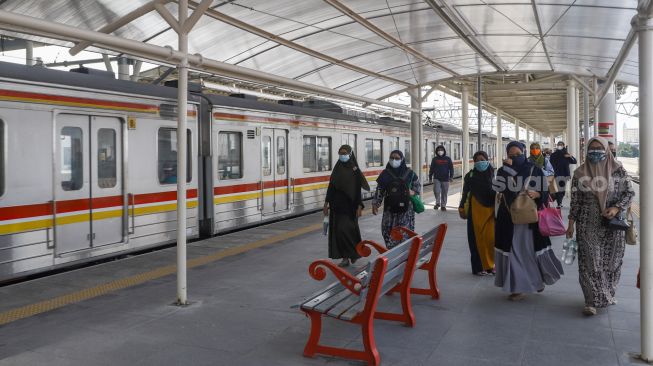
261 128 288 215
55 114 124 255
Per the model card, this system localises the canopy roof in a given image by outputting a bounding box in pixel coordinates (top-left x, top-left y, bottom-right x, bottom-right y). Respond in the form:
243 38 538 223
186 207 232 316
0 0 646 133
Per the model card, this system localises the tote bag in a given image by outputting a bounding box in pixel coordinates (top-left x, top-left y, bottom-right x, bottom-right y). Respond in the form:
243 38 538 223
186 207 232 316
538 198 566 236
547 176 559 194
626 208 638 245
506 167 538 225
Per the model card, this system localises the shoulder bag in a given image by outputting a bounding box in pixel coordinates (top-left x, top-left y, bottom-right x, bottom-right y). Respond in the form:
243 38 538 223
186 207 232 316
626 208 638 245
505 167 539 225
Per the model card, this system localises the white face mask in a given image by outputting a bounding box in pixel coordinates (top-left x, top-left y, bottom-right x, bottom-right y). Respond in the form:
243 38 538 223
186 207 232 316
437 151 444 156
389 159 402 168
556 145 564 150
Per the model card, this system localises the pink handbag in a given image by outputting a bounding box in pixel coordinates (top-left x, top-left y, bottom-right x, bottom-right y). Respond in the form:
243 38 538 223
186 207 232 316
538 198 566 237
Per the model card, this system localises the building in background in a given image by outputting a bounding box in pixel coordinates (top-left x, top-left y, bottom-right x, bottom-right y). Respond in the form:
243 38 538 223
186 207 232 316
623 126 639 144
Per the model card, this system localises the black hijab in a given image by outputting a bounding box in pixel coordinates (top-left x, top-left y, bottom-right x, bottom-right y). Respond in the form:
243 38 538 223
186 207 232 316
329 145 370 201
468 151 495 206
377 150 413 188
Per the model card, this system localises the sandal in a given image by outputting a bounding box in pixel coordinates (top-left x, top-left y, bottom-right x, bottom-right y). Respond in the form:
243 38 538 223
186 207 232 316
337 258 350 267
583 306 597 316
508 293 525 301
474 271 488 276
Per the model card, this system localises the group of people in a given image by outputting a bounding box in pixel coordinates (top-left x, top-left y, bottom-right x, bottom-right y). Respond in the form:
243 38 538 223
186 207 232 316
322 136 635 316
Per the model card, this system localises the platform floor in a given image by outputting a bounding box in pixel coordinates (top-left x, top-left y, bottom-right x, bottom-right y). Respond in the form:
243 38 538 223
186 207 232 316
0 183 643 366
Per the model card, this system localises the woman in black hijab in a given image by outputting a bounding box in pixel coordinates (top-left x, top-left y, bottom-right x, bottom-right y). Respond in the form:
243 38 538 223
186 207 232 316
323 145 370 267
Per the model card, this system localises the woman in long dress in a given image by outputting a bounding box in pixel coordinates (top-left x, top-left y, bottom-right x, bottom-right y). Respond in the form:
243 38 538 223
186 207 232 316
566 136 635 315
458 151 496 276
494 141 564 300
371 150 421 249
323 145 370 267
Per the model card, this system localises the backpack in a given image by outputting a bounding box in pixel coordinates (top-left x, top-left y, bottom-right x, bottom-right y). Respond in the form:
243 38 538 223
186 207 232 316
385 170 412 213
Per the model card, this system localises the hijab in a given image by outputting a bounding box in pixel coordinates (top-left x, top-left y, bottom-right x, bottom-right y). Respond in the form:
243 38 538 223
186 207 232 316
377 149 412 188
329 144 370 202
573 136 621 211
528 142 545 169
469 151 495 206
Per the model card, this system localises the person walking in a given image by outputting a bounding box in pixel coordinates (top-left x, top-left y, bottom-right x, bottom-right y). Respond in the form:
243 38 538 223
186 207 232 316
372 150 421 249
566 137 635 316
323 145 370 267
429 145 454 211
529 142 555 176
494 141 564 301
549 141 577 207
458 151 496 276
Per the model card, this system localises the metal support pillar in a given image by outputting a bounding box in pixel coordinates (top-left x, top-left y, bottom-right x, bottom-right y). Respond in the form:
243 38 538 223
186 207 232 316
410 88 422 189
117 57 130 80
549 133 555 147
598 82 617 145
567 79 579 165
515 121 520 142
25 41 33 66
495 109 502 167
102 54 113 73
584 83 590 144
477 76 482 153
639 11 653 362
176 0 189 306
461 87 470 174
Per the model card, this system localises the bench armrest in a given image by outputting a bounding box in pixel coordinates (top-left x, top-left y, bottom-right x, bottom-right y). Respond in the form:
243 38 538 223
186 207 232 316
390 226 418 241
356 240 387 257
308 260 362 295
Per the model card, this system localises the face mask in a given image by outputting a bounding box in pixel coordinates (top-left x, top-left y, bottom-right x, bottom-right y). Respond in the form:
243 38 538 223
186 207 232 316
389 159 402 169
530 149 541 156
437 151 444 156
587 150 606 164
510 154 526 167
557 145 564 150
474 161 490 172
338 154 350 163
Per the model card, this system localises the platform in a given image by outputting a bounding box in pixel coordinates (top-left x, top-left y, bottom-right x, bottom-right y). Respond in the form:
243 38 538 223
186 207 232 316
0 183 643 366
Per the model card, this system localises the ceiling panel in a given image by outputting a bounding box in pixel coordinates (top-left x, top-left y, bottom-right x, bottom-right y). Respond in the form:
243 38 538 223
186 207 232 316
456 4 539 35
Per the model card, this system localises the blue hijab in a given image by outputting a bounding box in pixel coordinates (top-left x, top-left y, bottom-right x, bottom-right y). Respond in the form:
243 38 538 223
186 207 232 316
377 150 413 188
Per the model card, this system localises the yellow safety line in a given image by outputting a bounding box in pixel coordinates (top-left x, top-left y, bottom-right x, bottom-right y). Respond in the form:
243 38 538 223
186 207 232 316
0 222 322 326
631 202 641 218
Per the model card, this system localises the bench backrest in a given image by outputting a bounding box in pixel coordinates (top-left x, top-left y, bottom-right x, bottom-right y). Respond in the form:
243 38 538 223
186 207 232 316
417 223 447 261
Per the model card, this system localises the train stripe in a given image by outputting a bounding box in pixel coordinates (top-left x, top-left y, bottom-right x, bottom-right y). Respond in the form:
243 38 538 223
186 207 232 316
0 89 159 113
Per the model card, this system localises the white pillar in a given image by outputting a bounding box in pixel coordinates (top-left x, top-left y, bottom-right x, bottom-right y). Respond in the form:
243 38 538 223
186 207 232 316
549 133 555 147
495 109 503 167
515 121 520 141
583 83 590 146
25 41 34 66
598 82 617 145
411 88 422 189
639 11 653 362
176 0 189 305
462 87 470 174
594 106 600 137
567 80 579 166
117 57 130 80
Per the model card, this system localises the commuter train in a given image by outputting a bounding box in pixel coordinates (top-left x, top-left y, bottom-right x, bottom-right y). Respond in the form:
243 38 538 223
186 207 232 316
0 61 506 281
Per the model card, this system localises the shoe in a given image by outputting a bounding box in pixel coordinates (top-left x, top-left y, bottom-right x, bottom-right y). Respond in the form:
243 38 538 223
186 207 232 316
583 306 597 316
474 271 488 276
338 259 350 267
441 207 447 211
508 293 525 301
537 287 545 293
350 258 358 264
434 204 440 210
610 298 618 305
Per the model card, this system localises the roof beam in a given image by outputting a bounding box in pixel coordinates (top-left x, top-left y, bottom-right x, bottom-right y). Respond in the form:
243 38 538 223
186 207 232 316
0 9 417 112
530 0 554 71
323 0 459 76
424 0 506 71
198 2 413 87
421 86 436 102
482 82 568 91
69 0 173 56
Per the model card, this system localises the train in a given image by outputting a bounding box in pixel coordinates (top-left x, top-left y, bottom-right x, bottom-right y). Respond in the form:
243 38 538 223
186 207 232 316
0 61 507 281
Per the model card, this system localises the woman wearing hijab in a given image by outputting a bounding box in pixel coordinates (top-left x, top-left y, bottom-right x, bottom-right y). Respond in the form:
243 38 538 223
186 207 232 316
372 150 421 248
494 141 564 301
566 137 635 315
459 151 496 276
528 142 555 176
323 145 371 267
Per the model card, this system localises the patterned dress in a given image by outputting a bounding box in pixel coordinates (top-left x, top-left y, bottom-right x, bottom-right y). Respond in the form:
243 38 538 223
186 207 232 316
372 173 421 248
569 166 635 308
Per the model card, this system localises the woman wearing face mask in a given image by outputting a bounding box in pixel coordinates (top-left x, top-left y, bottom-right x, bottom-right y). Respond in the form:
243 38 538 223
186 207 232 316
528 142 555 176
494 141 564 301
372 150 421 248
566 137 634 315
324 145 371 267
459 151 496 276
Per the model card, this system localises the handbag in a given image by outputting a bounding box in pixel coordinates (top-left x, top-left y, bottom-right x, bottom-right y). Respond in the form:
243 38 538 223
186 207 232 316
460 192 471 219
407 174 425 214
626 208 638 244
538 198 566 236
547 176 559 194
505 167 539 225
607 212 629 231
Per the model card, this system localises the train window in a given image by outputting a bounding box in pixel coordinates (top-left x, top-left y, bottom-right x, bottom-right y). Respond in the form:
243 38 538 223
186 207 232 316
0 121 3 196
157 128 192 184
404 140 411 164
262 136 272 176
342 133 356 153
97 129 117 188
303 136 331 173
431 142 437 158
217 132 242 180
61 127 83 191
277 136 286 175
389 137 399 151
365 138 383 167
454 142 461 160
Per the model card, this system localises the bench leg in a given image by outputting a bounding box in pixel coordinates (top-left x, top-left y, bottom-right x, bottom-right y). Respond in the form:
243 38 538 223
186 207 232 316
361 318 381 366
302 310 322 357
376 283 415 327
404 264 440 299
